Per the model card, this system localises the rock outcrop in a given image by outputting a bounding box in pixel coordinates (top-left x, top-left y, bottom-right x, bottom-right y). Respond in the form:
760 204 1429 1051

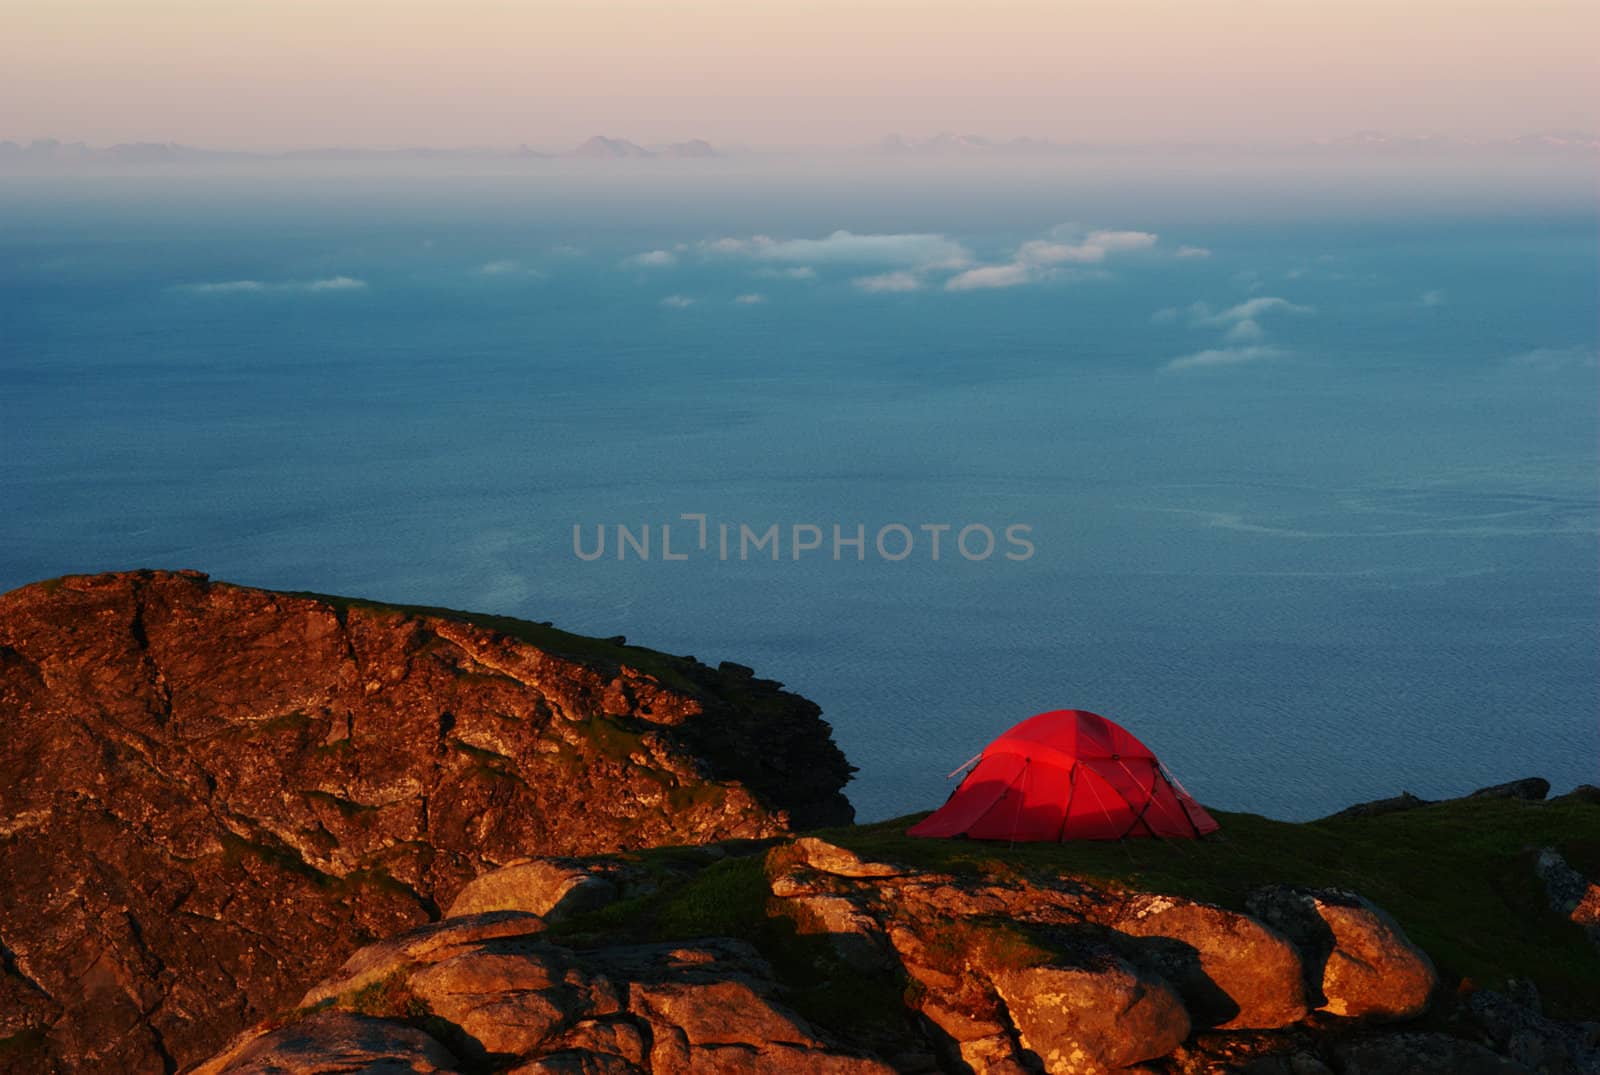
1534 847 1600 952
1112 893 1309 1030
1323 777 1550 821
193 836 1499 1075
195 914 893 1075
1245 886 1437 1021
0 571 854 1074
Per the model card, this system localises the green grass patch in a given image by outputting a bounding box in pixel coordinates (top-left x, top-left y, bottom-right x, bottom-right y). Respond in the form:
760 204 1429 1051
919 918 1055 978
347 969 431 1020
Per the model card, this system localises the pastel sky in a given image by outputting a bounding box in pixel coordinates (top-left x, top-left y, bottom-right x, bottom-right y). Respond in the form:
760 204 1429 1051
4 0 1596 148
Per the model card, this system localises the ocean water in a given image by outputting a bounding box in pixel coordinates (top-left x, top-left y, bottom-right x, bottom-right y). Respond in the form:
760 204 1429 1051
2 157 1596 821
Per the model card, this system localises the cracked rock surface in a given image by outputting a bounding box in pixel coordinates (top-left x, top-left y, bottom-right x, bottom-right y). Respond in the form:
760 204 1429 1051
0 571 854 1073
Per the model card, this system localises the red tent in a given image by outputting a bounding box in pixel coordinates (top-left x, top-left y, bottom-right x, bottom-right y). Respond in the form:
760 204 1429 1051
908 709 1219 841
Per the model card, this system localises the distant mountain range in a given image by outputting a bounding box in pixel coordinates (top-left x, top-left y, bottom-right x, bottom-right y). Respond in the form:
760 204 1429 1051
566 135 717 159
1 131 1593 168
0 136 723 166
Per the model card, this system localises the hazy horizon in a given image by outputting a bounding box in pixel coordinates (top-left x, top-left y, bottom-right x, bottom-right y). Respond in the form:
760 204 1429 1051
5 0 1596 151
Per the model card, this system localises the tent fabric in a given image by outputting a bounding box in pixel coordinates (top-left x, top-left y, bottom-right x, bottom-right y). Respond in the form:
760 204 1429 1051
908 709 1219 841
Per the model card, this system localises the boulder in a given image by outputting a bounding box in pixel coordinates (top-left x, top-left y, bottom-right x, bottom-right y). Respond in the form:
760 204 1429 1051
202 931 894 1074
195 1011 459 1074
955 1033 1033 1075
1467 778 1551 802
447 859 619 921
1466 986 1600 1073
1114 893 1308 1029
1323 792 1433 821
791 837 903 879
408 939 621 1058
1246 886 1436 1021
1533 847 1600 949
301 911 547 1006
988 950 1190 1074
1554 785 1600 806
777 893 895 972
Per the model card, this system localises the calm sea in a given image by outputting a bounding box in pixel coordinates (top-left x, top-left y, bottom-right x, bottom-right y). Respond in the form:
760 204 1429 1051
3 155 1595 820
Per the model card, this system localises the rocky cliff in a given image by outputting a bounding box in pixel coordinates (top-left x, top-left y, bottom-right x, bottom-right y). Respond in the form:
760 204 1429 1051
0 571 855 1073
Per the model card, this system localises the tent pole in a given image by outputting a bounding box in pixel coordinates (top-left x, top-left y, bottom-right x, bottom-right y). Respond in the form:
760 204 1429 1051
1054 762 1079 844
1007 758 1032 848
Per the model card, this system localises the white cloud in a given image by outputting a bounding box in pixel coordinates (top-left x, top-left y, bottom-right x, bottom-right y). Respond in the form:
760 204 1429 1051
477 260 545 279
1015 239 1102 266
183 280 267 294
1191 296 1312 326
1019 229 1158 266
705 230 971 268
734 293 766 304
626 249 678 268
940 225 1156 293
1088 229 1159 252
1150 306 1181 324
1224 318 1266 343
1420 289 1447 307
750 265 818 280
304 276 367 291
945 263 1032 291
660 294 695 308
177 276 366 294
1165 345 1287 372
854 271 923 293
1176 245 1211 259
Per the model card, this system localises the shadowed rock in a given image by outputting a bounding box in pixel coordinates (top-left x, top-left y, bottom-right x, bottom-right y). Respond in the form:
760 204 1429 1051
1323 792 1433 821
1467 777 1551 802
199 1011 459 1074
1247 885 1437 1021
1113 893 1308 1030
198 920 893 1074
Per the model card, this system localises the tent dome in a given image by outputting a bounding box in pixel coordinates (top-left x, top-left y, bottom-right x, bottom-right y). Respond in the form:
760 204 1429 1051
908 709 1219 841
